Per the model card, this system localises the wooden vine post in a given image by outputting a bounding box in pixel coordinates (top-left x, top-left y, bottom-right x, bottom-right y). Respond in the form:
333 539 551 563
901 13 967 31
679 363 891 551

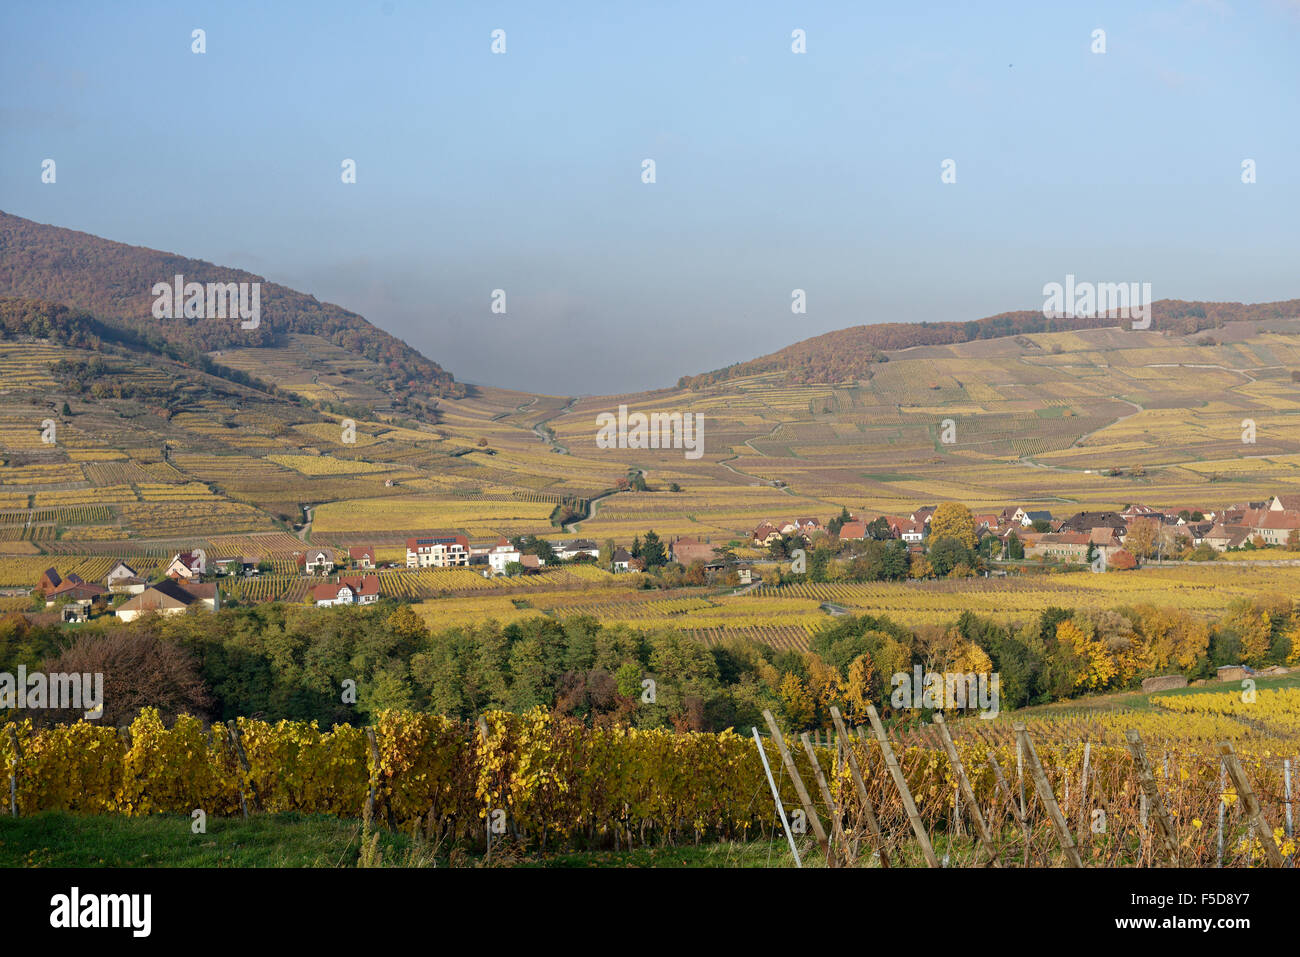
1125 730 1180 866
228 720 263 813
829 706 890 867
1218 740 1284 868
6 723 22 818
799 732 846 866
762 710 831 864
1013 723 1083 867
862 703 940 868
933 712 999 866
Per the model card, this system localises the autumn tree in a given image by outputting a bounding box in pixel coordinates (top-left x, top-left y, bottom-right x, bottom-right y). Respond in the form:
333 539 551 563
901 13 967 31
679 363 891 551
1125 518 1158 559
929 502 977 549
40 626 212 727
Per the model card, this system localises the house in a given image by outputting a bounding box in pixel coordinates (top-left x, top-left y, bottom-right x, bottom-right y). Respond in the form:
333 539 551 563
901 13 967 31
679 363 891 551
486 537 522 575
105 561 139 587
1088 526 1125 558
1024 532 1092 562
899 519 926 543
1203 524 1251 551
1121 504 1161 519
553 539 600 561
752 522 782 547
838 520 867 541
1016 509 1054 528
45 578 104 609
348 546 377 569
612 547 634 572
165 550 206 579
671 536 717 565
116 579 219 623
1268 494 1300 512
298 548 336 575
794 517 823 536
311 574 380 607
519 554 544 572
108 575 149 596
215 556 260 577
910 506 938 525
1058 511 1127 535
406 534 470 568
1248 510 1300 547
36 567 63 596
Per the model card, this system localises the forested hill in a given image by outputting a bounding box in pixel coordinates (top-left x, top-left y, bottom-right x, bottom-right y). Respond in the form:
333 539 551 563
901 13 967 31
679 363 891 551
678 300 1300 388
0 211 463 406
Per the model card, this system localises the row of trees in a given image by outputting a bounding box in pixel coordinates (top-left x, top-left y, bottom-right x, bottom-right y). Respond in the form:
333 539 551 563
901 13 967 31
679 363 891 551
2 590 1294 733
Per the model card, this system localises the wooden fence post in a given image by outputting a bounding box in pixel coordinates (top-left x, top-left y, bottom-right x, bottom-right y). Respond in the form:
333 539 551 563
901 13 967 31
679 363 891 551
762 710 831 864
829 707 889 868
751 727 801 867
933 713 999 866
6 724 22 818
799 732 846 867
1219 740 1284 868
1014 723 1083 867
1125 730 1180 866
862 704 939 868
228 720 263 813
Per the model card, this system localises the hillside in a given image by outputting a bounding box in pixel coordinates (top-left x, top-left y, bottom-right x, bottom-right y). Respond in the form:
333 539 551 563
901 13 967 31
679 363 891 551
679 300 1300 388
0 211 462 411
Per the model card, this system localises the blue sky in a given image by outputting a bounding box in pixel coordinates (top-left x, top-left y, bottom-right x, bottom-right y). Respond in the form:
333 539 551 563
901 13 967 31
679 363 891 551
2 1 1297 393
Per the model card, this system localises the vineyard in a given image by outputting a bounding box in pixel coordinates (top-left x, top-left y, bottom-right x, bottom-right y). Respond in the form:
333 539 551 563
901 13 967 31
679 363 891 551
4 688 1297 867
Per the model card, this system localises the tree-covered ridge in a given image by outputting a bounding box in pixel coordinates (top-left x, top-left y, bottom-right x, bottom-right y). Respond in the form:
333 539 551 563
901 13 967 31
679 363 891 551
0 211 463 404
678 301 1300 388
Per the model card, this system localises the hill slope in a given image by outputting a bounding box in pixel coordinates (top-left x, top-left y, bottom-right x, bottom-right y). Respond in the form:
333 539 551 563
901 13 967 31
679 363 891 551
0 211 461 411
679 300 1300 388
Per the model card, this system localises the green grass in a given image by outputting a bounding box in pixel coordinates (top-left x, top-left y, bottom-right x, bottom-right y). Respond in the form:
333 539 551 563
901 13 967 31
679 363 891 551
1010 671 1300 717
0 812 818 868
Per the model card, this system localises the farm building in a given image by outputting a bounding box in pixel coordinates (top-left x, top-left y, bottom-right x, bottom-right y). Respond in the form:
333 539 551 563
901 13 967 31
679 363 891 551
165 551 206 579
311 575 380 607
116 580 219 622
348 546 377 569
407 533 470 568
299 548 336 575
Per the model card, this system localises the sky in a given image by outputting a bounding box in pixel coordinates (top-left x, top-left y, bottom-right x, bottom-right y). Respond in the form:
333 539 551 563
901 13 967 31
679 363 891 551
2 1 1298 394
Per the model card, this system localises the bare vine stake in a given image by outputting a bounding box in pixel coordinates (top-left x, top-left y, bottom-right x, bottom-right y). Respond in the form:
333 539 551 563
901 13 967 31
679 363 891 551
6 724 21 818
1217 761 1226 868
1285 759 1293 839
1014 723 1083 868
800 732 845 867
228 721 262 813
477 717 491 862
862 704 939 868
1016 737 1026 822
829 707 889 868
933 713 999 866
762 710 830 862
1218 740 1284 868
1078 741 1092 840
1125 730 1180 866
751 727 801 867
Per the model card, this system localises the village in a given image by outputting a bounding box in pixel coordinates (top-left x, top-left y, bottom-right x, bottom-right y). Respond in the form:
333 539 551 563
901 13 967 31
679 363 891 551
26 493 1300 626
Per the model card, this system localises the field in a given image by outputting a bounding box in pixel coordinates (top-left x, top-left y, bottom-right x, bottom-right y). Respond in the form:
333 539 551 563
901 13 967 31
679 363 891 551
4 678 1296 868
5 319 1300 598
